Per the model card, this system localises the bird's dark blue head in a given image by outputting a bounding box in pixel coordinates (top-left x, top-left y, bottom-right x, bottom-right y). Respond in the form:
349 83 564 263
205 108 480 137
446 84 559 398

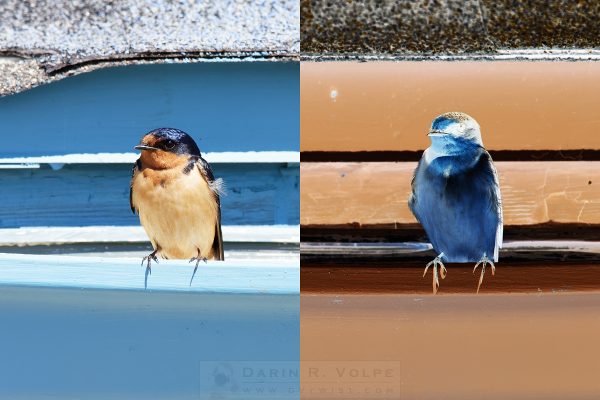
135 128 201 157
431 116 456 133
428 112 483 146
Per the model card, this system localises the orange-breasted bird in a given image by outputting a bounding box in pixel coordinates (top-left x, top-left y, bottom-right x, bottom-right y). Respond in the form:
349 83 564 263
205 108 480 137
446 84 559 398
130 128 224 288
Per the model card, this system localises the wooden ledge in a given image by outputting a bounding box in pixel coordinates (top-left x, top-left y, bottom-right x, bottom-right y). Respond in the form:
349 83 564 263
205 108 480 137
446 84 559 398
301 264 600 294
0 253 299 294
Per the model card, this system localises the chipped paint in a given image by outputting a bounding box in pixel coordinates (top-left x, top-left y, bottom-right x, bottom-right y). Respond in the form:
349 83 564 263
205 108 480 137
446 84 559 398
300 162 600 226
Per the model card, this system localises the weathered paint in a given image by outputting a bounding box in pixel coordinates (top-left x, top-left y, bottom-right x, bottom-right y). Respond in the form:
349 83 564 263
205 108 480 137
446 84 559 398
0 162 299 227
300 161 600 225
0 62 299 156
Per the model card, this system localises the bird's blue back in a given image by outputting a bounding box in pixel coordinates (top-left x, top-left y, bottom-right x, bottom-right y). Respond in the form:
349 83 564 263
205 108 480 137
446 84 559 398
409 148 501 262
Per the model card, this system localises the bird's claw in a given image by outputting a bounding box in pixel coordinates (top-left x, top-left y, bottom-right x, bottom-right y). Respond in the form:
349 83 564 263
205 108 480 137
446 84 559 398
189 251 207 286
141 254 159 267
142 251 159 290
423 253 446 294
473 255 495 293
189 257 208 265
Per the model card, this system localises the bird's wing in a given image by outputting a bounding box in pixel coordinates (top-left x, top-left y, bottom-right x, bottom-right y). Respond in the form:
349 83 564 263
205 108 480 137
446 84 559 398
196 156 225 261
483 151 503 261
130 158 142 214
408 157 424 219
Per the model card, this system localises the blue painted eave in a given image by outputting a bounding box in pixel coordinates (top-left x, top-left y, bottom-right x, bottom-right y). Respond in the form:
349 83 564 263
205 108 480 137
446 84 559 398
0 62 299 156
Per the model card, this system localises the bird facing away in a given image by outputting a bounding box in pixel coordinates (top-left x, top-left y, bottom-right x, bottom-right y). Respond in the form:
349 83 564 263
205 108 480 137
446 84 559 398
130 128 224 288
408 112 503 294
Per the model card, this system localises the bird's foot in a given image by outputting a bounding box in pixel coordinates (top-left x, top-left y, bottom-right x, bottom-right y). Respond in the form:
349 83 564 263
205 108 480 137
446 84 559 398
473 254 495 294
141 250 159 289
423 253 446 294
189 256 208 266
189 250 208 286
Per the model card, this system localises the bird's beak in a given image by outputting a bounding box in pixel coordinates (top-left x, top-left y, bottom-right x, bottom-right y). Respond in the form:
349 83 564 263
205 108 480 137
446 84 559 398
428 130 445 137
134 144 159 151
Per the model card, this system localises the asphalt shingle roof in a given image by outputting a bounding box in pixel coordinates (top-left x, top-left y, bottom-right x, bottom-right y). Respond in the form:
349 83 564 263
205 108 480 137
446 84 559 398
0 0 299 96
301 0 600 57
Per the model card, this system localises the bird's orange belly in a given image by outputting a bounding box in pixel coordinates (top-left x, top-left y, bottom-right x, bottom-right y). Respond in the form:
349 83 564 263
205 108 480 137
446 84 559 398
132 168 218 260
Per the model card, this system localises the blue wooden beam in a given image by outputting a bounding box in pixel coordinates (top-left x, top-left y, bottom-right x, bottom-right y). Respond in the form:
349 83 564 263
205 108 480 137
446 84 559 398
0 62 299 156
0 162 299 227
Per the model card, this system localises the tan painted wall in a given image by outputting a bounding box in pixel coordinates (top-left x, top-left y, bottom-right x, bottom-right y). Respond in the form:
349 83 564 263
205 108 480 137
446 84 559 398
301 162 600 225
301 62 600 151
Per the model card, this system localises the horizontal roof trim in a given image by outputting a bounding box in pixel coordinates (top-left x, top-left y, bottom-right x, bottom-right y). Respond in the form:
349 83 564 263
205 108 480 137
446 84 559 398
0 225 299 246
0 151 300 165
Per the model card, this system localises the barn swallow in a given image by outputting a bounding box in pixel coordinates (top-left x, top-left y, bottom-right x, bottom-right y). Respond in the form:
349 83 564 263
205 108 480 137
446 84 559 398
130 128 224 288
408 112 503 294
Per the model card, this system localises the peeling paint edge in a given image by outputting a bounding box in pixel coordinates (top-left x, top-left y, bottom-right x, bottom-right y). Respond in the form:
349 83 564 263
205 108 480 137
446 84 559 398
0 52 300 97
301 49 600 62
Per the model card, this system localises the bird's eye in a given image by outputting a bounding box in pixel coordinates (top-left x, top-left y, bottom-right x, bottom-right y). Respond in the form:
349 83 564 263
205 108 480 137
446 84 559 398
164 140 176 150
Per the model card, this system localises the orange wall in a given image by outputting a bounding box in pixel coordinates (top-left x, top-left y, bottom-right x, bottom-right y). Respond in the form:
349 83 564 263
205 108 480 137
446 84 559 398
302 294 600 399
301 61 600 151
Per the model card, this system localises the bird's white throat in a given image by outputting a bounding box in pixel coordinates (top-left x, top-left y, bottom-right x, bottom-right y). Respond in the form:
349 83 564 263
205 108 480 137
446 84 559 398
424 134 475 164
